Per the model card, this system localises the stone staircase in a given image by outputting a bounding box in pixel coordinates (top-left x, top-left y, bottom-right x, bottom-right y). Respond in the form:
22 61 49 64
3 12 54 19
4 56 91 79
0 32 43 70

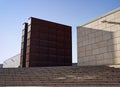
0 66 120 86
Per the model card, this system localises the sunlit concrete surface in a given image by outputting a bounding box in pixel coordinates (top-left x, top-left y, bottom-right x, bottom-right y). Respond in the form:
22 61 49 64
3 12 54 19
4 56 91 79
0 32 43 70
3 54 20 68
77 8 120 66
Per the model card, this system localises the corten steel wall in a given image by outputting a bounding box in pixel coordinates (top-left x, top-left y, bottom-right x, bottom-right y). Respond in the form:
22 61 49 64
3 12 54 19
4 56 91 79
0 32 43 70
77 8 120 66
20 17 72 67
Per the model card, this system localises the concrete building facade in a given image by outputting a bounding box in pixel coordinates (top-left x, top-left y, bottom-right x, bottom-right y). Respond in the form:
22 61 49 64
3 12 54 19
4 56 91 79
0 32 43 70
77 8 120 66
3 54 20 68
20 17 72 67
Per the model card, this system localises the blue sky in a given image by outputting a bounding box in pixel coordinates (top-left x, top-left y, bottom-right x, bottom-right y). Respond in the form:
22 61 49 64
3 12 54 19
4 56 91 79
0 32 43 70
0 0 120 63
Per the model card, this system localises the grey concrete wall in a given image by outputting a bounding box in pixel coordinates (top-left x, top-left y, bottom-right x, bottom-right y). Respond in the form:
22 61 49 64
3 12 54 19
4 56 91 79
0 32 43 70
77 9 120 66
3 54 20 68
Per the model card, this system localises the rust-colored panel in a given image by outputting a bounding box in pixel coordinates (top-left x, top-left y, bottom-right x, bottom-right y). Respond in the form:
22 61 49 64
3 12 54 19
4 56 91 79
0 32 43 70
20 17 72 67
57 49 64 56
39 48 48 54
49 48 56 55
39 33 49 40
49 35 56 41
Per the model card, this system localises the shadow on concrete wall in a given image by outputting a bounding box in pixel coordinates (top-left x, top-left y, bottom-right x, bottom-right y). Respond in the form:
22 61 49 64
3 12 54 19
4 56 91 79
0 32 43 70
78 26 116 66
